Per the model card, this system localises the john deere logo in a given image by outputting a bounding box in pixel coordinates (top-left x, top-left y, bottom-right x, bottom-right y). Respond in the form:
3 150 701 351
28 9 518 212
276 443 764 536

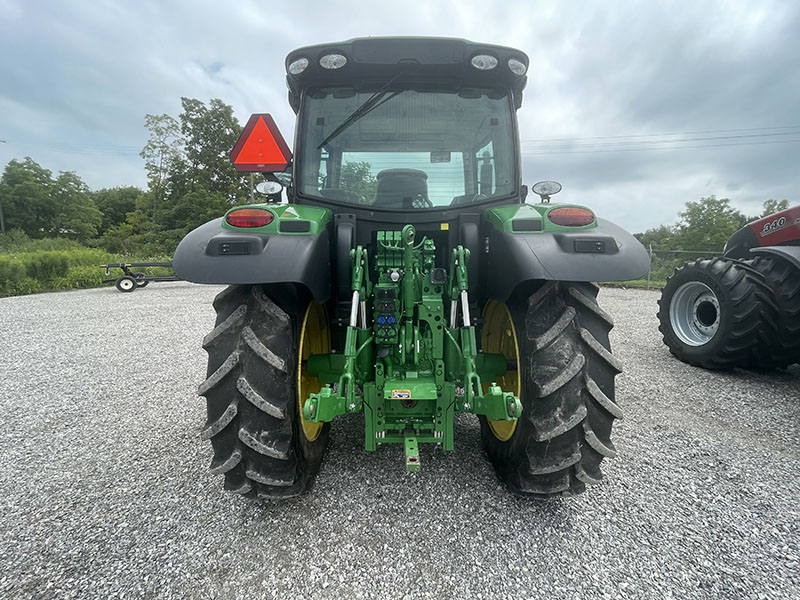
391 390 412 400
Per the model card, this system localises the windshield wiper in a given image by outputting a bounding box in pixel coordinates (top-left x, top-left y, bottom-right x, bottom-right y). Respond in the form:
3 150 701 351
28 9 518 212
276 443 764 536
317 73 406 149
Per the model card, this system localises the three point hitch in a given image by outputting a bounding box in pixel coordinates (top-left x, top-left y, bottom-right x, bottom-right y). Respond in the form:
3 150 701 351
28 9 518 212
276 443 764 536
303 225 522 471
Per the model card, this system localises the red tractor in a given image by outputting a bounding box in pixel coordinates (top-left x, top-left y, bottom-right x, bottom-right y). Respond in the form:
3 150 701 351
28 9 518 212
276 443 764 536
658 205 800 369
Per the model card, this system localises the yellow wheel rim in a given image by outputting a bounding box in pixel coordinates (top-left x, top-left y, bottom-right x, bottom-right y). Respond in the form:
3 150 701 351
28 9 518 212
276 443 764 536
481 300 521 441
298 302 329 442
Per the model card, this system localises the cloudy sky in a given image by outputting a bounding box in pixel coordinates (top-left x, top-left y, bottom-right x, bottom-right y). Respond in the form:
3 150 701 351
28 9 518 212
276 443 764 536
1 0 798 232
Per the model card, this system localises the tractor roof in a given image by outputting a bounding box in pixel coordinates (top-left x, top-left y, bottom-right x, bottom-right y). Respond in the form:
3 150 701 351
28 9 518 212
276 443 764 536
285 37 529 112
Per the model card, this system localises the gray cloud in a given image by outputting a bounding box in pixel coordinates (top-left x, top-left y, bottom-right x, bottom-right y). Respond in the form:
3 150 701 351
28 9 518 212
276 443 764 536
0 0 797 233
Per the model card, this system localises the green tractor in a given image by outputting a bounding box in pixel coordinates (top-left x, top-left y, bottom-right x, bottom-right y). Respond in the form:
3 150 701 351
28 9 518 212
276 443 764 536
174 37 649 499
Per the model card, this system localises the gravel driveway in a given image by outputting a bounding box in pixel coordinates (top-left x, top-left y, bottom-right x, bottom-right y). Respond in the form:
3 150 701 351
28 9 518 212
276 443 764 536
0 283 797 599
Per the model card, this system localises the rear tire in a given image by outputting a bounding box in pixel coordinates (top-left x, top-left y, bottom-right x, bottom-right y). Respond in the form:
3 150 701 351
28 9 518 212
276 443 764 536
750 256 800 367
199 285 329 499
480 281 622 497
657 258 776 369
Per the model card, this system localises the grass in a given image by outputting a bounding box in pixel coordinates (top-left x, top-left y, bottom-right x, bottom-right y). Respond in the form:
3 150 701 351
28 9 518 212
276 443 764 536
0 236 173 298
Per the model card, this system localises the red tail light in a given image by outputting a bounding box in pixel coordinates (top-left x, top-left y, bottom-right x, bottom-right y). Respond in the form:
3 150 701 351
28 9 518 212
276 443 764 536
547 207 595 227
225 208 274 228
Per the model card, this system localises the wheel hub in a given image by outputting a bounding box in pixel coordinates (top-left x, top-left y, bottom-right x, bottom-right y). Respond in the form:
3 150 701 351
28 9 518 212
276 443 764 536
298 302 328 442
480 300 521 442
670 282 720 346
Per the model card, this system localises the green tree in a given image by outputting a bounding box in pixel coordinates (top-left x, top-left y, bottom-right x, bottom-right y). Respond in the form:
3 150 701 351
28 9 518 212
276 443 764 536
760 199 790 218
669 196 746 251
127 192 159 232
99 222 136 254
178 97 245 200
0 158 54 237
140 114 183 211
340 161 377 203
100 191 157 253
634 224 674 249
124 98 251 255
51 171 102 242
92 186 142 235
160 186 231 231
0 159 102 242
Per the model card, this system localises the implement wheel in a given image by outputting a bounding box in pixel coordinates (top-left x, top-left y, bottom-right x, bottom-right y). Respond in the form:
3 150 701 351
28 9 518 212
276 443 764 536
134 273 149 288
657 258 776 369
199 285 330 499
115 275 137 293
480 281 622 497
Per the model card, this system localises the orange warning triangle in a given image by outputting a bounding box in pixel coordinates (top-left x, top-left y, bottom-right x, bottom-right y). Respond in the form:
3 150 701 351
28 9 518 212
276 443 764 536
230 114 292 172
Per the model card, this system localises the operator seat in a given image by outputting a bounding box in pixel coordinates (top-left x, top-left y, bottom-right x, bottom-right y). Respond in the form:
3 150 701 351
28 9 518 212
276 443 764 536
373 169 429 208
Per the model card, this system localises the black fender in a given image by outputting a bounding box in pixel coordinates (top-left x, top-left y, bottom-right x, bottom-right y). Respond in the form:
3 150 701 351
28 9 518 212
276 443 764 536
173 218 331 302
486 218 650 300
749 246 800 270
722 224 758 259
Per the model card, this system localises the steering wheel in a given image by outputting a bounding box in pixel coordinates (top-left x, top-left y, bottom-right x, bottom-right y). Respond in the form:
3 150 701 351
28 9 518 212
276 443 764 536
411 194 433 209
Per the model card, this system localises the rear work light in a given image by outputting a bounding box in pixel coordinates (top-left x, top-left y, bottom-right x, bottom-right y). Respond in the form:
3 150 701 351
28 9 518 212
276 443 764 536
288 57 309 74
226 208 274 228
320 53 347 69
547 207 595 227
471 54 498 70
508 58 527 76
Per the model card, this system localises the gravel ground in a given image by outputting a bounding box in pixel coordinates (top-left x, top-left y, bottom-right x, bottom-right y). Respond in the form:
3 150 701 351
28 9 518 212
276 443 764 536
0 282 797 599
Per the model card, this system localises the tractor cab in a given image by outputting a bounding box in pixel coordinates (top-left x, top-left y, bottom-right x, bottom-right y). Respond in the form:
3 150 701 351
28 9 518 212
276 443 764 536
295 83 518 210
285 38 527 216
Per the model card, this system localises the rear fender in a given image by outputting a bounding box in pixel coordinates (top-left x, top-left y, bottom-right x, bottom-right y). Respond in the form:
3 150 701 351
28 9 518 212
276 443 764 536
749 246 800 270
174 215 332 302
483 204 649 300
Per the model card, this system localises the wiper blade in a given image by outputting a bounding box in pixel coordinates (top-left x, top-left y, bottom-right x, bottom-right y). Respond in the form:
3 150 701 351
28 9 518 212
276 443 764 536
317 73 406 149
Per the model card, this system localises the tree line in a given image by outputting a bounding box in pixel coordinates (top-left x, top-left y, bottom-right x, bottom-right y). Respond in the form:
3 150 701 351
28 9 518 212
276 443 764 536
0 97 250 256
633 196 790 284
0 96 792 259
635 196 789 252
